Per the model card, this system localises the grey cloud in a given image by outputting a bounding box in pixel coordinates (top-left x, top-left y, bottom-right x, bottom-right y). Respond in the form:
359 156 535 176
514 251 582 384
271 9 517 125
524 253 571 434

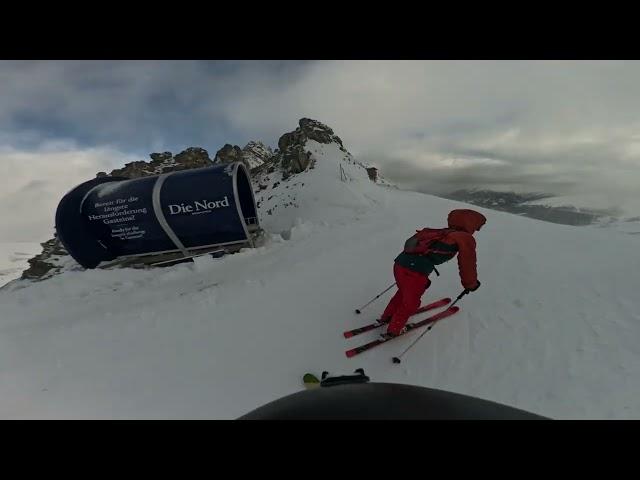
0 143 137 242
213 61 640 212
2 60 640 240
378 156 578 195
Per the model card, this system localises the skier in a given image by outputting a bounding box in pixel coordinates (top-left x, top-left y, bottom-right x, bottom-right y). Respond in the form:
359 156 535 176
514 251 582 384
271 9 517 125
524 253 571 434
380 209 486 338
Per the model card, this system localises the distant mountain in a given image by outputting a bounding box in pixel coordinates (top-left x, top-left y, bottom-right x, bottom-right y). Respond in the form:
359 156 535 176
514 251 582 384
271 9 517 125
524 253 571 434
441 189 613 226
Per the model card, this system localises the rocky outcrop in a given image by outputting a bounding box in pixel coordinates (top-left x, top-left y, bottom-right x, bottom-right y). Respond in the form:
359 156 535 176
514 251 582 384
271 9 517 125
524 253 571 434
274 118 347 177
110 148 213 179
109 160 153 179
149 152 173 163
21 237 69 280
242 141 273 169
298 118 346 148
214 144 245 167
214 142 274 171
169 147 212 171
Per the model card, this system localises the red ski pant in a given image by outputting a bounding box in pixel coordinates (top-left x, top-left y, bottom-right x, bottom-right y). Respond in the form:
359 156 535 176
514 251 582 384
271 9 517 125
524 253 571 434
382 263 431 335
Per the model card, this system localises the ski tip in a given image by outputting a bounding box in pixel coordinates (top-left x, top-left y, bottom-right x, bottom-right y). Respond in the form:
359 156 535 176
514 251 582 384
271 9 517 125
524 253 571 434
345 350 356 358
449 306 460 313
343 331 354 339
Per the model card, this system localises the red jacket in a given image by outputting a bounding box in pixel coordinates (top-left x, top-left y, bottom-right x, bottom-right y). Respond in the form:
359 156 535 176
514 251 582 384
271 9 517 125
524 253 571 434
394 209 486 289
442 209 486 289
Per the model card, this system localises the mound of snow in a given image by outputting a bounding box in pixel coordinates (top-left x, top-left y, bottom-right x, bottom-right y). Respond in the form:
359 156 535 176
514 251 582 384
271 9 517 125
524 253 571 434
254 140 388 235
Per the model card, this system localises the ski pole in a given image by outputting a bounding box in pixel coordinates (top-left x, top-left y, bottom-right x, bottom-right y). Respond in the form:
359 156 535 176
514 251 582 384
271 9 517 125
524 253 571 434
392 289 468 364
355 283 396 314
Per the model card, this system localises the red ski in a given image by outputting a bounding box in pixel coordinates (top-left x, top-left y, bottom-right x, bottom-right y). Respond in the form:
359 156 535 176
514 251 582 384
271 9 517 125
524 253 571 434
345 306 460 358
343 297 451 338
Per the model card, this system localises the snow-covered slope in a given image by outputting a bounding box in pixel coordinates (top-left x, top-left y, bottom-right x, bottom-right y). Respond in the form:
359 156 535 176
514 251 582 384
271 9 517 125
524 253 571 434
0 243 42 286
253 140 382 234
1 139 640 419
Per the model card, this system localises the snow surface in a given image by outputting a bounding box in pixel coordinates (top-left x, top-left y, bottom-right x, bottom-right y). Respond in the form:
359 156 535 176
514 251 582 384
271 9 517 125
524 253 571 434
1 142 640 419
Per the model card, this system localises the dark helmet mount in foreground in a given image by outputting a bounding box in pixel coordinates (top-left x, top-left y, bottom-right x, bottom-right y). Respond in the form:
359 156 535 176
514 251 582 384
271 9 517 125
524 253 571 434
240 369 549 420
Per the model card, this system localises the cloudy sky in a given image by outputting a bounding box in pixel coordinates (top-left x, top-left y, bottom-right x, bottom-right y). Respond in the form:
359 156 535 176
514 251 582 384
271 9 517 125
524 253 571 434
2 60 640 242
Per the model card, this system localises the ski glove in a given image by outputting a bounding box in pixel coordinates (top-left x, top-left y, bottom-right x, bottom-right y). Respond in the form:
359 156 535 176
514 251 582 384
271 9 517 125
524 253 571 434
464 280 481 294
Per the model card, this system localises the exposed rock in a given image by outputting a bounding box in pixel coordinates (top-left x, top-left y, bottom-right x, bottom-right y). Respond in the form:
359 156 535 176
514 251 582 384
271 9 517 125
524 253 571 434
214 142 274 171
299 118 345 148
108 148 212 179
110 160 154 179
150 152 173 163
242 141 273 169
214 144 245 167
273 118 346 176
173 147 212 168
366 167 378 182
21 237 68 280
